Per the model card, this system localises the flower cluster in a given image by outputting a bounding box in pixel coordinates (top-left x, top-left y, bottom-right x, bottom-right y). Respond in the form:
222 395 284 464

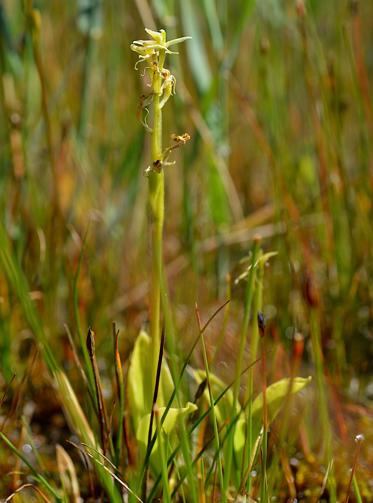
130 28 190 66
131 29 191 174
131 28 190 120
131 29 190 105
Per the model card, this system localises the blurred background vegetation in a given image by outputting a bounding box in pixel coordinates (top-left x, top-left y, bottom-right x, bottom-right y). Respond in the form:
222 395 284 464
0 0 372 500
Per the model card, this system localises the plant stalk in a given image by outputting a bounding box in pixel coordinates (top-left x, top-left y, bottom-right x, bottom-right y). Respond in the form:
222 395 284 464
149 54 165 392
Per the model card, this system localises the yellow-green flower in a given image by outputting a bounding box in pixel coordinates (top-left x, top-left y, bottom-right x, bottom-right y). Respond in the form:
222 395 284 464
131 28 191 63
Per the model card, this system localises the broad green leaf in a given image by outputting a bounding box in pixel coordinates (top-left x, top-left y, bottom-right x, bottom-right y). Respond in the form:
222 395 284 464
193 369 239 425
137 403 198 445
127 330 174 430
251 376 312 424
234 376 312 455
136 402 197 469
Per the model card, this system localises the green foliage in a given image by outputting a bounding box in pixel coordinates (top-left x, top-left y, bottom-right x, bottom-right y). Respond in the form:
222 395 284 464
194 370 311 483
128 330 174 428
128 330 197 471
136 402 197 469
234 376 312 458
194 369 238 425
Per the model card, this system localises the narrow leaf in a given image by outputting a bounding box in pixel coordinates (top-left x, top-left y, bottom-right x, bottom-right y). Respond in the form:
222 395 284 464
180 0 212 93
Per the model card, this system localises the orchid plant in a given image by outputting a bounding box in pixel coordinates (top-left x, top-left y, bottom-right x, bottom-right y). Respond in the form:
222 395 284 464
127 28 194 475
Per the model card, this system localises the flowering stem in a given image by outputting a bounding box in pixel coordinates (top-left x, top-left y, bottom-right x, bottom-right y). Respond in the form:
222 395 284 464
149 51 165 390
131 28 190 393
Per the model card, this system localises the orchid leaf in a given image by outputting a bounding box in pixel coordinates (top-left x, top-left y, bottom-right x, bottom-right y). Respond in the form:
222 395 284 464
136 402 197 469
127 330 174 430
233 377 312 458
193 369 239 425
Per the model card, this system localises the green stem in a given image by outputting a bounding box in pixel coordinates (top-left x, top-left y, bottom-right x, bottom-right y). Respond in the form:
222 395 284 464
244 256 263 495
222 241 259 501
159 267 199 502
260 330 268 503
352 475 363 503
200 329 224 493
310 309 336 503
149 55 165 393
156 409 172 503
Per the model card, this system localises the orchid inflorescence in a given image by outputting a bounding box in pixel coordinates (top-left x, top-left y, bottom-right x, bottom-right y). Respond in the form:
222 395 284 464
131 28 191 175
131 28 191 62
131 28 190 111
